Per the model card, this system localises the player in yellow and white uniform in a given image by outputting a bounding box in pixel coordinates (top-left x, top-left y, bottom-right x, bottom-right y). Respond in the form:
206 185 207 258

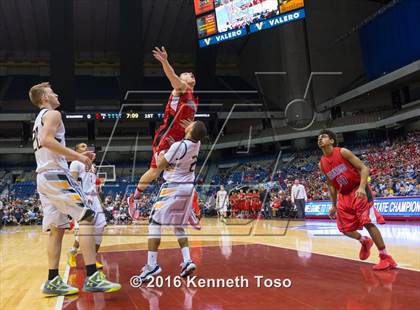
133 121 207 284
67 143 106 269
30 82 120 296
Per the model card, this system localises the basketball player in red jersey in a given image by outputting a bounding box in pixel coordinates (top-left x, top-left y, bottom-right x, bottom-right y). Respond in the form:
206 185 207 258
128 47 199 218
318 130 397 270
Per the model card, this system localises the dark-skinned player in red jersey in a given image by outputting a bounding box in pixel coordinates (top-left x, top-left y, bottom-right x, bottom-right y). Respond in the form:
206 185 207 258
128 47 200 224
318 129 397 270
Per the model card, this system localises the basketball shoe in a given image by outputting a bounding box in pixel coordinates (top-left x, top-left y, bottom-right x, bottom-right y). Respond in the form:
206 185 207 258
83 271 121 292
188 212 201 230
127 193 142 220
373 254 397 271
42 275 79 297
138 264 162 283
359 237 374 260
180 261 196 277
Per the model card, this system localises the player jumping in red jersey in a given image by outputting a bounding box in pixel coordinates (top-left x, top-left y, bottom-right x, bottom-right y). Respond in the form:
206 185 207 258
318 129 397 270
128 47 199 220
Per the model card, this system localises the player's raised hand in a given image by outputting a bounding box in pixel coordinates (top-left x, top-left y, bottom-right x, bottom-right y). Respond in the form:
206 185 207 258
180 118 193 129
166 135 176 145
153 46 168 63
82 150 96 161
77 154 93 171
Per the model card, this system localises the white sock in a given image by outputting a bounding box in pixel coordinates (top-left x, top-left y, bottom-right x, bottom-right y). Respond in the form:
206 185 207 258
148 251 158 267
181 247 191 263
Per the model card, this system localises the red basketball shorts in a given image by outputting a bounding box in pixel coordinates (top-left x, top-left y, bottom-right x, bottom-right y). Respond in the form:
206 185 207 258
336 187 377 233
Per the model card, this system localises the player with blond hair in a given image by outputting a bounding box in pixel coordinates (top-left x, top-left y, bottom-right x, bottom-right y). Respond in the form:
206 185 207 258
30 82 120 296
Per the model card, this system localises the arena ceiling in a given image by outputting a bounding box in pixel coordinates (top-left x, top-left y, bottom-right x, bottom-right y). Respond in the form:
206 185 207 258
0 0 394 64
0 0 199 62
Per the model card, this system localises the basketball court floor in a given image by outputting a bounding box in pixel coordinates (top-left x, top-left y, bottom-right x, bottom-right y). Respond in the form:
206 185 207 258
1 218 419 309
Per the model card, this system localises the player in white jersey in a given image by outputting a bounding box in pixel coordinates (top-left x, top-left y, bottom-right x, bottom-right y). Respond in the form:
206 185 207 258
216 185 229 221
67 143 106 269
29 82 120 296
132 121 207 285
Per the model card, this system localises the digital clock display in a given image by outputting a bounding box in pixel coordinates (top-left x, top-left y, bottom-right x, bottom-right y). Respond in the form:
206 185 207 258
126 112 140 119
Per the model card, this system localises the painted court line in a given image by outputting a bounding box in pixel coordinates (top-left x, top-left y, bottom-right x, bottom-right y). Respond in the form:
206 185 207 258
55 263 71 310
260 242 420 272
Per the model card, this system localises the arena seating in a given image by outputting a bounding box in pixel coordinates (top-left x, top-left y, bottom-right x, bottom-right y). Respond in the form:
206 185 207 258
1 131 418 225
9 182 36 199
209 131 420 199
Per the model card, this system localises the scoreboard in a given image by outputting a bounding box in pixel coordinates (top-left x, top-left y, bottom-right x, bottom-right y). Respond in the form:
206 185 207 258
195 0 306 48
197 13 218 39
63 112 212 121
194 0 215 15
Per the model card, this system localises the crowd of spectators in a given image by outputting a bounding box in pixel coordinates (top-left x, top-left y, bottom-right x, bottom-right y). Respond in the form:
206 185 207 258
101 192 158 224
362 131 420 198
0 197 42 227
0 189 163 228
277 132 420 199
210 131 420 201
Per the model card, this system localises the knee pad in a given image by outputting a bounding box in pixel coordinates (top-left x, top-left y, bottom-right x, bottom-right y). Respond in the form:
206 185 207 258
174 227 187 239
148 223 161 239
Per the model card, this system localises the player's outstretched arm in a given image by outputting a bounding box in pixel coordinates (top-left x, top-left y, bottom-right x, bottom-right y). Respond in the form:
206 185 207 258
340 148 370 197
153 46 187 93
39 110 94 168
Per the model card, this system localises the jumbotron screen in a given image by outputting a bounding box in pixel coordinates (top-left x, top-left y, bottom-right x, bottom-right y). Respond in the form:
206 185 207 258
195 0 305 47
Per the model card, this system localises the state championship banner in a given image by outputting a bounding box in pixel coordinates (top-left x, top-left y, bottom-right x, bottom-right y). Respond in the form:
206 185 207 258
305 196 420 220
249 8 305 33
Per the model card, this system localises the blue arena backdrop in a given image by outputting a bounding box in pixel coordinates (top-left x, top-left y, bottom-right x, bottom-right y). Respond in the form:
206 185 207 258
360 0 420 80
305 196 420 220
195 0 305 48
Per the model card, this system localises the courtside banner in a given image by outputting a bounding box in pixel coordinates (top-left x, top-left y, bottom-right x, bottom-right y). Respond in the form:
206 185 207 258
249 8 305 33
305 200 332 216
305 196 420 218
199 27 247 47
